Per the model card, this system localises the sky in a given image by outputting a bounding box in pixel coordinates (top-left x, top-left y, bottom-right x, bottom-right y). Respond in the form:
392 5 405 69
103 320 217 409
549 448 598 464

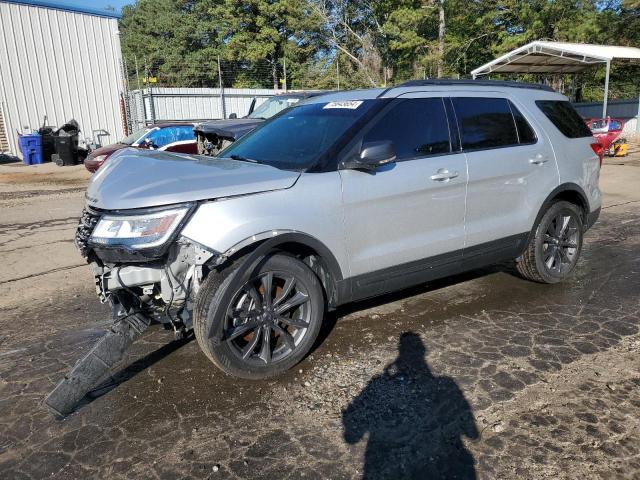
47 0 133 14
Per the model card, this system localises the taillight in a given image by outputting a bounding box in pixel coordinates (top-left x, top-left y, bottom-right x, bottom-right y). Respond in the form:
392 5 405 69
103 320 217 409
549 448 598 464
590 143 604 166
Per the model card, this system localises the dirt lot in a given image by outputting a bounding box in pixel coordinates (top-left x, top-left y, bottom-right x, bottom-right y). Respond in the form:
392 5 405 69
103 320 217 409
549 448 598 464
1 150 640 479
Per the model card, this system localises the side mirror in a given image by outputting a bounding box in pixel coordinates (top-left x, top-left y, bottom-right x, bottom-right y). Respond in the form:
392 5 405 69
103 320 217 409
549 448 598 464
342 141 396 172
229 113 238 119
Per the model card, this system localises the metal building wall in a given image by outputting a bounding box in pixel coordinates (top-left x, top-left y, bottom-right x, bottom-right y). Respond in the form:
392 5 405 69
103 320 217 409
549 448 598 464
0 1 125 156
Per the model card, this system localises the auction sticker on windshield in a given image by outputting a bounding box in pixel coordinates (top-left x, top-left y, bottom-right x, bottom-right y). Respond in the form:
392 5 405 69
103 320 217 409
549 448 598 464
323 101 363 109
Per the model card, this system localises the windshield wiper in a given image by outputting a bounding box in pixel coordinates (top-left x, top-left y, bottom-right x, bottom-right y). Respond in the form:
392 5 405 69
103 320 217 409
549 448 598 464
229 154 260 164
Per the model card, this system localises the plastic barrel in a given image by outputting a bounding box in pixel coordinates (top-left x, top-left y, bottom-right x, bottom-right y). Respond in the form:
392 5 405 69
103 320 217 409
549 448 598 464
18 134 44 165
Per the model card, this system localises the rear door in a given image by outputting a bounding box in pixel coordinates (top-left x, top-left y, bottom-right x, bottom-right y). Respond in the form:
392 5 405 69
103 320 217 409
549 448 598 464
452 95 557 257
339 95 468 298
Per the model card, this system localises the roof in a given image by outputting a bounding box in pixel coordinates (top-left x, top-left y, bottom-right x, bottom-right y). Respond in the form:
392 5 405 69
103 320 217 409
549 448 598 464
304 88 387 103
2 0 121 18
471 41 640 76
272 91 326 98
152 121 196 127
398 79 554 92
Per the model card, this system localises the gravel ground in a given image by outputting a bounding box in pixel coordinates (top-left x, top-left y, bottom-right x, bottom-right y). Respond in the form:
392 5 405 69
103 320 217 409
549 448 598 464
1 152 640 479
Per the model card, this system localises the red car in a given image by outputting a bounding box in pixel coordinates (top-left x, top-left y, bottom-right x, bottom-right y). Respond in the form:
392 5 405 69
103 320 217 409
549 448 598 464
84 122 198 173
585 117 625 156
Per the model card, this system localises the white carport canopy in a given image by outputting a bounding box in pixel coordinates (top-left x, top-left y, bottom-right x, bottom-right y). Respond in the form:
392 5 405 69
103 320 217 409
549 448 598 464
471 41 640 118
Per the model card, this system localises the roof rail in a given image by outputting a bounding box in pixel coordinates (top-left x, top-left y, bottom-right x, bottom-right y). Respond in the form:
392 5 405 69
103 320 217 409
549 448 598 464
395 79 555 92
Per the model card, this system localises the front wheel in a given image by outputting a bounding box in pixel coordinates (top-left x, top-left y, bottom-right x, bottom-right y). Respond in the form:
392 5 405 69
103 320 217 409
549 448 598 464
193 253 325 379
516 201 584 284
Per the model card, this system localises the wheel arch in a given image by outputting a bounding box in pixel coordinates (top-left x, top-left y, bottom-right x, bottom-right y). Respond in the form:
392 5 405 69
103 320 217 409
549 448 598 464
526 183 590 247
535 183 589 224
213 231 344 309
547 183 589 216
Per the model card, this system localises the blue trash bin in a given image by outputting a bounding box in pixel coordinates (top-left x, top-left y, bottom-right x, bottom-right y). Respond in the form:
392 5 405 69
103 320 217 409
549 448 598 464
18 133 43 165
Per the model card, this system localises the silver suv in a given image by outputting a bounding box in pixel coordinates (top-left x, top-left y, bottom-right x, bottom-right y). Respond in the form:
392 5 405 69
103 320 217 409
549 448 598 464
77 80 601 379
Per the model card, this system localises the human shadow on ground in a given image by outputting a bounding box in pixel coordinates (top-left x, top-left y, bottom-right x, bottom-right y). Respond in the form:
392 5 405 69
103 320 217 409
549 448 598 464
342 332 479 480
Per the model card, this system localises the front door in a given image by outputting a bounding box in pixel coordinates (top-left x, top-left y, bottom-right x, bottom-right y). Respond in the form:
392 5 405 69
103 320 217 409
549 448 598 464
339 95 468 300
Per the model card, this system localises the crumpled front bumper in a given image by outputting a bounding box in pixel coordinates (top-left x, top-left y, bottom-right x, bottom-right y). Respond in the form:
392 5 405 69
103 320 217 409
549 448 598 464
75 206 217 328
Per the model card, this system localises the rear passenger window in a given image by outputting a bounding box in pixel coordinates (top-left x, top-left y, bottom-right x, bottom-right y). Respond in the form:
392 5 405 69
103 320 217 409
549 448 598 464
362 98 451 160
509 101 537 144
452 97 519 150
536 100 592 138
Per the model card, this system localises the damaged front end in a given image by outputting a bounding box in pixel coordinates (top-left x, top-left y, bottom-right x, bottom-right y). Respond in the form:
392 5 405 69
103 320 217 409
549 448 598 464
45 203 218 416
76 203 217 335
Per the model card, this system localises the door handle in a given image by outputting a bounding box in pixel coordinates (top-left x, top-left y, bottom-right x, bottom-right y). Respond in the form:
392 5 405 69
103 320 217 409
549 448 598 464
430 169 459 182
529 154 548 165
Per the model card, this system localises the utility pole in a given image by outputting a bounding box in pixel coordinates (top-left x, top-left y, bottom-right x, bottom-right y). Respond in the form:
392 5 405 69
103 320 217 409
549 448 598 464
217 55 226 119
132 56 143 130
134 55 142 92
283 57 287 92
336 54 340 89
437 0 446 78
145 62 155 125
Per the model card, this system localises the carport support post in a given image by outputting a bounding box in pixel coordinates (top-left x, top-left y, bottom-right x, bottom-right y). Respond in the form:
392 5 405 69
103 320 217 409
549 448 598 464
603 60 611 118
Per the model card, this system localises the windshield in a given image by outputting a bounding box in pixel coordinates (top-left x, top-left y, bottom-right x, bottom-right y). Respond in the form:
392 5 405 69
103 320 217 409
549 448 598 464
121 127 151 145
221 100 377 171
247 96 303 119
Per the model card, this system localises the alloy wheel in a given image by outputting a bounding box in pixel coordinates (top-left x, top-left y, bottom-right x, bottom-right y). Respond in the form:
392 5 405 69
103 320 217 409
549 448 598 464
223 271 312 365
541 211 580 275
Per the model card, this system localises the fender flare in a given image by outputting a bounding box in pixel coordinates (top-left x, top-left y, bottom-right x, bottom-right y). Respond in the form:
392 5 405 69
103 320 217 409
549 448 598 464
211 231 344 310
233 231 344 280
526 182 590 245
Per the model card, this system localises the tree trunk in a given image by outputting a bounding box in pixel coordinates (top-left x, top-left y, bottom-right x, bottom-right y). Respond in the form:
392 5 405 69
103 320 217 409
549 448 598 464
437 0 446 78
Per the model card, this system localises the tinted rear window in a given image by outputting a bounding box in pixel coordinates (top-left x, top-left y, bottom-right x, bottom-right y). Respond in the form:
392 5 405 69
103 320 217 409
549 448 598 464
362 98 451 160
452 97 519 150
536 100 592 138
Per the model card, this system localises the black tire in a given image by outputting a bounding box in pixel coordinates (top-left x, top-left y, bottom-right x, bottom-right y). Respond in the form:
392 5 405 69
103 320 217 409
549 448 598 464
193 253 325 379
517 201 584 284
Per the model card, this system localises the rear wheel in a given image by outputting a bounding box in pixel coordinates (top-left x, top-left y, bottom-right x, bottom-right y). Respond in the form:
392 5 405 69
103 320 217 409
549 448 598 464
517 201 584 284
194 253 324 379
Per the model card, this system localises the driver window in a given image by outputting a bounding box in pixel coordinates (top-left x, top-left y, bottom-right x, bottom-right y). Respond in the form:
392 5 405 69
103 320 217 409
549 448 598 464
362 98 451 161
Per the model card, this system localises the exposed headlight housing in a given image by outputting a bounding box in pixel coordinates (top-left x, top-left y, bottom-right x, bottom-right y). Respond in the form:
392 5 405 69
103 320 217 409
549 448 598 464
91 207 189 249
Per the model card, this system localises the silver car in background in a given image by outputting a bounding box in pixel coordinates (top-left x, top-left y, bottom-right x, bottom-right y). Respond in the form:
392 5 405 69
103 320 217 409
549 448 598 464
76 80 601 379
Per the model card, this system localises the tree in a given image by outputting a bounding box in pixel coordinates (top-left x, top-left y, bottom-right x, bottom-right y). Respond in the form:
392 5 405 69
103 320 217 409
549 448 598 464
119 0 639 98
210 0 325 88
120 0 225 87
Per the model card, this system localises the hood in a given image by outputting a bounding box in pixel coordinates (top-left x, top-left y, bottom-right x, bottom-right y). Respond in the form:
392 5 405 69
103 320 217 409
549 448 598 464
88 143 128 159
85 149 300 210
194 118 264 140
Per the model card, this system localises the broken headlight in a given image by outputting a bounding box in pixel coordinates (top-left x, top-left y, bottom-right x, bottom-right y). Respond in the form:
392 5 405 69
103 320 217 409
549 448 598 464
90 207 189 249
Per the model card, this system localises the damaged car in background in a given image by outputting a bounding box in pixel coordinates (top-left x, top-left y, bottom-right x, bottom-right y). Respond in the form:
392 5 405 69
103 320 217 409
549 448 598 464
194 91 323 156
45 80 601 416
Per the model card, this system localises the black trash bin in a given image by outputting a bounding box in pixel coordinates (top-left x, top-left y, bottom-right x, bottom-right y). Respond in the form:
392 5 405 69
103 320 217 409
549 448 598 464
38 126 56 163
52 119 80 166
53 136 79 166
